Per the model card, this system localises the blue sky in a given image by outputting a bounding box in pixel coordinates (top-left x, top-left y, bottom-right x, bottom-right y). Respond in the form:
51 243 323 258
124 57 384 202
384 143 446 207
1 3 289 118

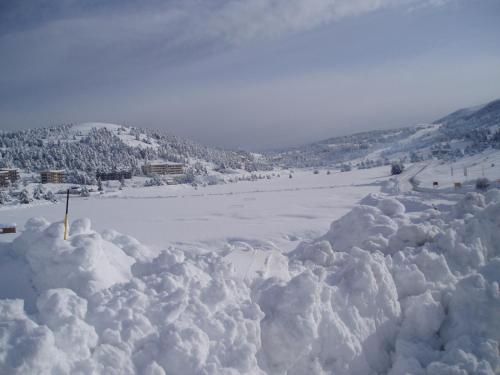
0 0 499 149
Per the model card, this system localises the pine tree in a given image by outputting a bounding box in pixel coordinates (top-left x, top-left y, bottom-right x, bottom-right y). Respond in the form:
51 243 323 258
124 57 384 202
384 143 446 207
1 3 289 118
80 186 90 197
43 190 58 202
33 184 45 200
0 190 9 205
119 177 126 190
19 189 32 204
391 163 404 175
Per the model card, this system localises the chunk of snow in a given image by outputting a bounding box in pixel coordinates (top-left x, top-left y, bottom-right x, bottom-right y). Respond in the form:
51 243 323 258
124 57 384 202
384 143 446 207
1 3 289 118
11 217 134 298
377 198 406 217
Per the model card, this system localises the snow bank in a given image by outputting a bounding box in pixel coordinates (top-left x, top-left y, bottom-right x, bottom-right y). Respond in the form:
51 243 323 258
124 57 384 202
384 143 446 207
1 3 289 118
87 250 263 375
1 190 499 374
10 217 134 298
0 219 263 374
270 192 499 374
261 246 400 374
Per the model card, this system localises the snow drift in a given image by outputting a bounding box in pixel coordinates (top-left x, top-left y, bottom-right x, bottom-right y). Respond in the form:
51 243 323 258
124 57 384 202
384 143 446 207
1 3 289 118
0 190 499 374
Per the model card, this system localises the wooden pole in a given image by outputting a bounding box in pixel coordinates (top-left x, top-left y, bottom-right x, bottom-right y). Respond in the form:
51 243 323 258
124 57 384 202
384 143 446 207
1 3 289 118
63 189 69 240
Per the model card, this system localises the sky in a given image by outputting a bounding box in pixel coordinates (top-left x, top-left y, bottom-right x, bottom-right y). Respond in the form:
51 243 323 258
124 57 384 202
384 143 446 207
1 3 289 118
0 0 499 150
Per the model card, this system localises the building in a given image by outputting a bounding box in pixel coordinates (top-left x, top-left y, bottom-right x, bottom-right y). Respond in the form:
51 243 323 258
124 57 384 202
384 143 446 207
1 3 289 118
40 170 65 184
96 170 132 181
0 169 19 187
142 163 184 176
0 171 10 188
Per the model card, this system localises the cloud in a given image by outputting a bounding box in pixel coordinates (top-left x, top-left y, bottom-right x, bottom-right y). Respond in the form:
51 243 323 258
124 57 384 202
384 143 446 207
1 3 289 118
3 0 482 149
1 0 455 51
0 0 455 90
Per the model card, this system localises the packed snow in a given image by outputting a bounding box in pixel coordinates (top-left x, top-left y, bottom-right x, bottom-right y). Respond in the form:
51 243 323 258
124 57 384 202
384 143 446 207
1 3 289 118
1 160 499 374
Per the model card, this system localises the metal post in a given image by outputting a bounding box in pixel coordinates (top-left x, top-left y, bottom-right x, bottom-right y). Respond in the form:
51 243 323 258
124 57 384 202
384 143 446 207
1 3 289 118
63 189 69 240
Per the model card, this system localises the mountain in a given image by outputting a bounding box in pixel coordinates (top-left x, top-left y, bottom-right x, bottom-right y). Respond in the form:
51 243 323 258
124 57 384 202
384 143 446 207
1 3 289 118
0 123 269 183
268 98 500 168
1 98 499 179
436 99 500 136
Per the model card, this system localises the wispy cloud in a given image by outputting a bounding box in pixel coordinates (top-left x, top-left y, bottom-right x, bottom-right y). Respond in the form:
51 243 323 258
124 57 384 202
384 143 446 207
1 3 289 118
1 0 455 50
0 0 455 88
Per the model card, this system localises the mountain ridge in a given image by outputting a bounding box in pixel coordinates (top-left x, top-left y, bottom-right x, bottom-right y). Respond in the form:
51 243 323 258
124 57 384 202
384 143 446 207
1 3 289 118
1 98 499 176
266 98 500 168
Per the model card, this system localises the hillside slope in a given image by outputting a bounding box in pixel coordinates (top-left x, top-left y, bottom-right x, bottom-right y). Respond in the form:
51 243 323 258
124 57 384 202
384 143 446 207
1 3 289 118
0 123 268 178
269 98 500 168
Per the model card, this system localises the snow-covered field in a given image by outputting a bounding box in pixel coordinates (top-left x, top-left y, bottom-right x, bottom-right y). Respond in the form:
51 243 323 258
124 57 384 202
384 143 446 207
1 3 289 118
0 155 499 374
0 168 385 250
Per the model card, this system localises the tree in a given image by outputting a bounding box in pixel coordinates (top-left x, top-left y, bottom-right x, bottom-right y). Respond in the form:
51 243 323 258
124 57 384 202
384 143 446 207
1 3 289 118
33 184 45 200
475 178 490 191
391 163 404 175
0 190 10 205
174 168 196 184
43 190 58 202
80 186 90 197
340 164 351 172
144 175 163 187
19 189 32 204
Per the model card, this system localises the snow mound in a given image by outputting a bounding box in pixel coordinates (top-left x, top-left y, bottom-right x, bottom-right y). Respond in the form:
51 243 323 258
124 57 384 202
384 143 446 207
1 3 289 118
259 247 400 374
0 220 263 374
322 204 399 254
262 190 499 374
10 217 134 298
87 250 263 375
315 189 499 374
378 198 406 217
1 189 499 374
0 291 98 374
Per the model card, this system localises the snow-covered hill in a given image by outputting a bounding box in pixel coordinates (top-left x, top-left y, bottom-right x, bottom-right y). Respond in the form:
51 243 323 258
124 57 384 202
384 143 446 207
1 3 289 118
0 122 269 180
269 98 500 168
2 98 499 180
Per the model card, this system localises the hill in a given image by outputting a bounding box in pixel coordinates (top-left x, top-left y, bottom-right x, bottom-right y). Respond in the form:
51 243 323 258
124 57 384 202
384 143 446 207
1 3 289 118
1 98 499 181
268 98 500 168
0 123 269 183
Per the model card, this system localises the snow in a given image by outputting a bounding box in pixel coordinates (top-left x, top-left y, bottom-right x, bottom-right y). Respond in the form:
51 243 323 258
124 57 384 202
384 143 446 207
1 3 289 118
0 168 384 250
7 217 134 302
414 149 500 190
72 122 162 150
71 122 123 133
1 162 499 374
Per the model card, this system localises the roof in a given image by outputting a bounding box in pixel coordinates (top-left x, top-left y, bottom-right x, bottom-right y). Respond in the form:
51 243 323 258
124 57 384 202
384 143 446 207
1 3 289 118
0 223 16 227
145 162 184 166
